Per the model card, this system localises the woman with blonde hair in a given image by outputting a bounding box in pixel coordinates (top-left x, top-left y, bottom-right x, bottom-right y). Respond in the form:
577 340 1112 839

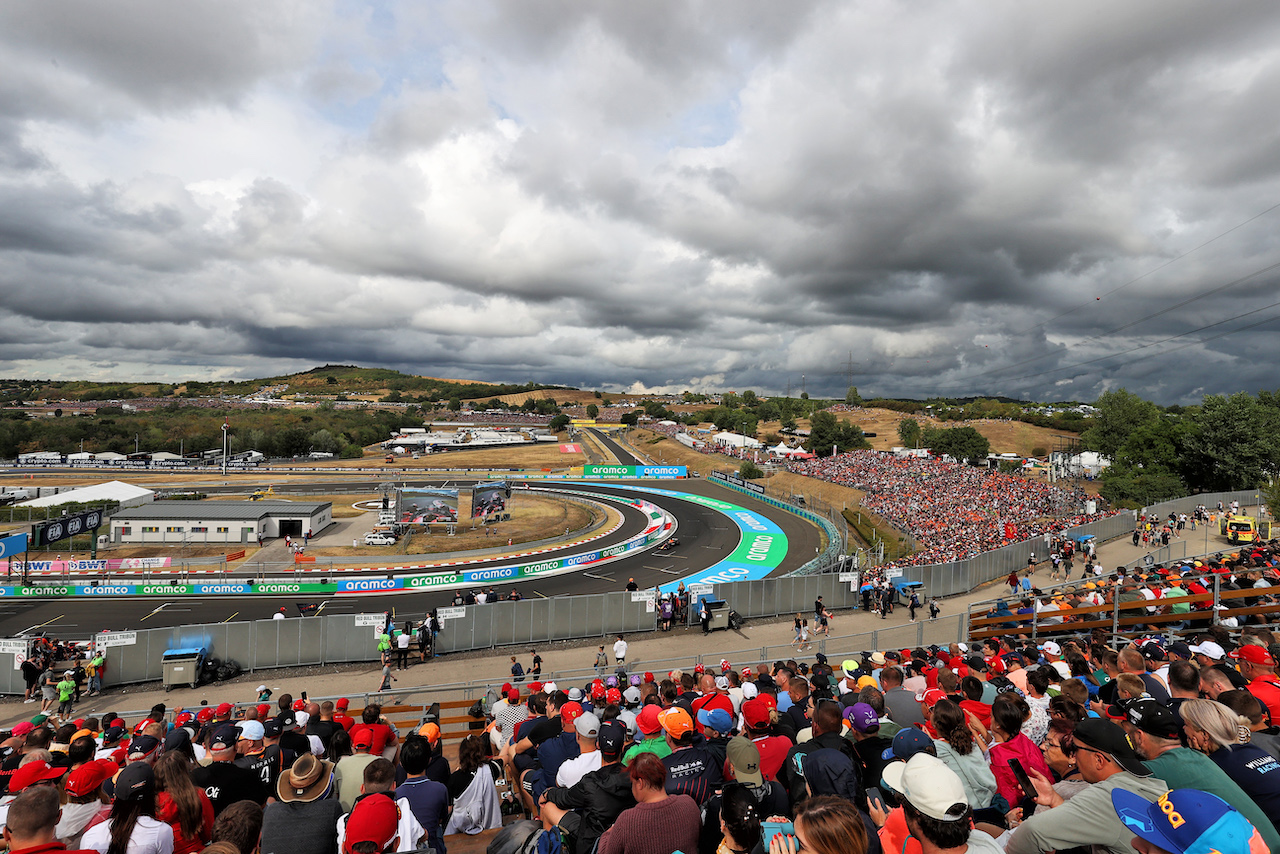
1181 698 1280 820
769 795 867 854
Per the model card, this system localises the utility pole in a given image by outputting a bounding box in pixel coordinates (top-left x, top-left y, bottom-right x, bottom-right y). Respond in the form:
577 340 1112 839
221 418 228 477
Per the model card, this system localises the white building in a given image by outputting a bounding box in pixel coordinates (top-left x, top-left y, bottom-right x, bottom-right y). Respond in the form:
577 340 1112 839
109 500 333 545
19 480 155 510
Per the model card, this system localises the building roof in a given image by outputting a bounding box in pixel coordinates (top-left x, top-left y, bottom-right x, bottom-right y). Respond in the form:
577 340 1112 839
20 481 155 508
111 500 331 521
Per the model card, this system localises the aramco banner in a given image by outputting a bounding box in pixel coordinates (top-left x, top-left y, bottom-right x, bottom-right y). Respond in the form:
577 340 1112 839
583 465 687 478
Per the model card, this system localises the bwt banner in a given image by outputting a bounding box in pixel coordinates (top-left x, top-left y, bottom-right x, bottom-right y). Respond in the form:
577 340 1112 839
583 465 687 478
0 533 28 559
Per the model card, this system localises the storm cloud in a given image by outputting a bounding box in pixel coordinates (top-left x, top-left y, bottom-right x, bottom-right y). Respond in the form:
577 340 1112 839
2 0 1280 403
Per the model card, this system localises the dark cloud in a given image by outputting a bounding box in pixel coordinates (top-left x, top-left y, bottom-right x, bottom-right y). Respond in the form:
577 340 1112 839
1 1 1279 404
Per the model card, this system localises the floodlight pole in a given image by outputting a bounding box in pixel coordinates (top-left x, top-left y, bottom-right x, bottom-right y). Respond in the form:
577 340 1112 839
221 419 229 477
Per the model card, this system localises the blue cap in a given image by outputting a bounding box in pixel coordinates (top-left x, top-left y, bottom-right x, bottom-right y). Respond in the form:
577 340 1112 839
697 708 734 734
1111 788 1257 854
881 727 935 761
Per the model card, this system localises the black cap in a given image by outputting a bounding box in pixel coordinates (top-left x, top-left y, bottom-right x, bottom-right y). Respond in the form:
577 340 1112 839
276 711 297 729
598 721 626 757
1140 642 1167 662
164 728 192 751
209 725 238 751
1166 642 1193 660
1125 699 1182 740
102 725 126 744
1074 719 1150 777
115 762 155 800
262 719 283 738
127 735 160 758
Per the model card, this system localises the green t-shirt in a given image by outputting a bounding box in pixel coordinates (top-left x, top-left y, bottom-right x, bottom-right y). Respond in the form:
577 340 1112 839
623 735 672 766
57 679 75 701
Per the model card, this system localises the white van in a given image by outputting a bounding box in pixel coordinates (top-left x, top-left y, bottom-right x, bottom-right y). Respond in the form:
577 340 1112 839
364 532 397 546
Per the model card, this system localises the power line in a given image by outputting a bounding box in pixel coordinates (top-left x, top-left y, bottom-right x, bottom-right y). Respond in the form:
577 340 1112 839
946 255 1280 387
993 296 1280 386
1011 199 1280 339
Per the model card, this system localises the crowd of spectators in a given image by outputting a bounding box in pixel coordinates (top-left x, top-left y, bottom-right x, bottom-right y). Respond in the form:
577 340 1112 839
788 451 1117 568
8 618 1280 854
979 540 1280 637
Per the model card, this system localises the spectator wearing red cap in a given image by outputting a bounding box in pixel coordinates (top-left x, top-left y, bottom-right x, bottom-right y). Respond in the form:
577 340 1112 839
6 786 101 854
333 699 355 733
336 760 426 852
57 759 116 847
341 792 400 854
1232 644 1280 723
335 727 380 814
622 705 672 767
742 698 792 782
495 687 530 747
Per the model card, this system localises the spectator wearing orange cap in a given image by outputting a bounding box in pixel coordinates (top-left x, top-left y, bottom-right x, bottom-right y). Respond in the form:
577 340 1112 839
658 707 722 806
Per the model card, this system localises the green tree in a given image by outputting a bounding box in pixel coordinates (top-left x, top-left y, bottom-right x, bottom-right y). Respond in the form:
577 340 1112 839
756 400 780 423
721 392 741 410
741 390 759 407
897 417 920 448
308 429 339 454
549 414 570 432
447 397 462 412
739 461 764 479
585 403 599 419
1182 392 1279 491
1081 389 1160 458
620 412 639 426
1263 479 1280 523
806 411 870 457
845 386 862 405
922 426 990 464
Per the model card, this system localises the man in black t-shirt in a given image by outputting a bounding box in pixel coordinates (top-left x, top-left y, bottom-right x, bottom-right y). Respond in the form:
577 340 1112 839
274 711 311 761
305 702 339 751
234 720 283 794
658 707 722 805
192 725 268 815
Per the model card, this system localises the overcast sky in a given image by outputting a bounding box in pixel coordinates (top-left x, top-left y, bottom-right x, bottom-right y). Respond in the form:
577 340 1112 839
3 1 1280 404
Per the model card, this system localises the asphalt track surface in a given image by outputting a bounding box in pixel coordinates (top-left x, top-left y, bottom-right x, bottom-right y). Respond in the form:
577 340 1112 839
0 477 821 638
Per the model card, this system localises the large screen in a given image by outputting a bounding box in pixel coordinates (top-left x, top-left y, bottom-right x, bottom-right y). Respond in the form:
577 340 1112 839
398 488 459 524
471 482 511 519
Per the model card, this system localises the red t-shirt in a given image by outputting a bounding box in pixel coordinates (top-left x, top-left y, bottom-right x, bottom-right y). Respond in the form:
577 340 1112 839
334 712 355 732
361 721 397 755
1248 675 1280 725
156 789 215 854
750 734 793 782
960 699 993 730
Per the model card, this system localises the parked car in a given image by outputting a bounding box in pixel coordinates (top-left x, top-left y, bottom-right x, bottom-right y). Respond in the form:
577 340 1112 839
364 532 397 546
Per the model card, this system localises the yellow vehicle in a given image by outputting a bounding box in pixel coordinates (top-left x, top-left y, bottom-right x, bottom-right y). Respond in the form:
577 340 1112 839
1220 514 1258 545
249 485 275 501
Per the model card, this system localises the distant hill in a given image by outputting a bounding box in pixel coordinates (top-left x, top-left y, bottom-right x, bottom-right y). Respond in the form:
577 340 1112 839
3 366 573 404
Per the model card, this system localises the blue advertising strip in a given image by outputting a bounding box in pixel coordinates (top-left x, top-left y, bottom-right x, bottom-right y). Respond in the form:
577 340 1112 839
561 483 789 593
0 533 28 559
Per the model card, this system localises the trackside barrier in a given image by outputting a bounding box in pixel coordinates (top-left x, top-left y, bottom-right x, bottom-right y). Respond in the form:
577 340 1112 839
0 573 883 694
706 476 845 576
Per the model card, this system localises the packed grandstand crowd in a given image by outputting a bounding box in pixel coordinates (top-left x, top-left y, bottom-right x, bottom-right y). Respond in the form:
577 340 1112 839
787 451 1117 568
5 611 1280 854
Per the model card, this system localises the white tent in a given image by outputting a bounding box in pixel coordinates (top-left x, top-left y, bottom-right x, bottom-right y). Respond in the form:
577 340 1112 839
19 480 155 509
771 442 804 457
712 431 763 449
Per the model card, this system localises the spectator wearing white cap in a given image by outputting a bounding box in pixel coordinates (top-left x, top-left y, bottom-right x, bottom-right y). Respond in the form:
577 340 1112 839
877 754 1004 854
1190 641 1248 690
557 712 603 788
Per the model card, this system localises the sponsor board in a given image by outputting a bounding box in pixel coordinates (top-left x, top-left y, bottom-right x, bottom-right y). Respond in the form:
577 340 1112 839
96 631 137 648
711 470 765 494
0 639 27 655
0 533 28 559
437 606 466 620
354 614 385 627
584 465 688 479
31 509 103 548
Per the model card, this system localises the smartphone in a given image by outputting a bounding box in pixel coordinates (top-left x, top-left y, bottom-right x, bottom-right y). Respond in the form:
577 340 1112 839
865 786 886 811
1007 757 1035 798
301 691 308 701
761 821 795 849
